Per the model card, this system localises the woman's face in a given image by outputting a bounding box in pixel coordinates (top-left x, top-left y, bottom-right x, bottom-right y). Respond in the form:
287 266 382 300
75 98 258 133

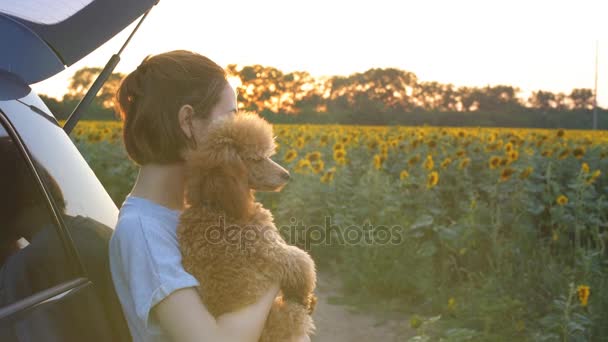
206 81 238 122
179 82 237 154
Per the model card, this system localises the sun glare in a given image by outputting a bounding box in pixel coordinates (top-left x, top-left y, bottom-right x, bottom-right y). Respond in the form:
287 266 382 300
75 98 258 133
228 75 242 90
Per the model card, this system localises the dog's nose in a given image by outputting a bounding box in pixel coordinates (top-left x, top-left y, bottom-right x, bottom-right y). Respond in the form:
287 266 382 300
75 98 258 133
281 171 291 181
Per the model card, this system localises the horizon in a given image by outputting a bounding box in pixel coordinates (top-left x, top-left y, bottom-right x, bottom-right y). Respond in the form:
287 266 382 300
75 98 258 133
31 0 608 107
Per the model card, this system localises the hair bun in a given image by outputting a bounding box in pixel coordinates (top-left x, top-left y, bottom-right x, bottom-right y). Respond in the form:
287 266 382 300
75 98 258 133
127 63 150 100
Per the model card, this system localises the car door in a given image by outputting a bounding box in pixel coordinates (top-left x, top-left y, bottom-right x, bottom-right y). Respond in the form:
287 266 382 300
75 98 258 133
0 94 130 341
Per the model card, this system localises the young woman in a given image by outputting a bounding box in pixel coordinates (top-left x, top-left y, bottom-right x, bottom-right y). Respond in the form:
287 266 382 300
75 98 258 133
109 50 310 342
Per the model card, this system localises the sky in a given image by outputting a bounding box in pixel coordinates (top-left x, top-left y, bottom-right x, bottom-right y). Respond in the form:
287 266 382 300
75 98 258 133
31 0 608 107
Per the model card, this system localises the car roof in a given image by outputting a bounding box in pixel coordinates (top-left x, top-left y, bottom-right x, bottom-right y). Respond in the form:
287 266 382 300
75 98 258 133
0 0 157 85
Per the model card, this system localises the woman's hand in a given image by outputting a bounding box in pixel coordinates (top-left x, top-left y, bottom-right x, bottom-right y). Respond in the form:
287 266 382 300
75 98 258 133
152 283 280 342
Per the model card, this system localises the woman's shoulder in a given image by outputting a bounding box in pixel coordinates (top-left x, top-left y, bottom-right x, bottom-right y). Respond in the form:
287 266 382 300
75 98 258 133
110 215 180 260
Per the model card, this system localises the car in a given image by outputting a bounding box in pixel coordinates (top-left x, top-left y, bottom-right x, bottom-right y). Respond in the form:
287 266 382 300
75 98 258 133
0 1 158 340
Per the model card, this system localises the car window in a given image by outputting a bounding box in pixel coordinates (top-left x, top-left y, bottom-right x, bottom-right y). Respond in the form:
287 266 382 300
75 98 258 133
0 94 118 228
0 96 131 340
0 122 78 309
0 108 131 341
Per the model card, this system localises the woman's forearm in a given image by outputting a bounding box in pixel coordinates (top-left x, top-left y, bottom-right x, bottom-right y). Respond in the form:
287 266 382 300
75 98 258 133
154 284 280 342
216 282 280 342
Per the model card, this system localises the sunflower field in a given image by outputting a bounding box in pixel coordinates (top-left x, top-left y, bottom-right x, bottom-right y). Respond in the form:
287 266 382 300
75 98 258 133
71 121 608 341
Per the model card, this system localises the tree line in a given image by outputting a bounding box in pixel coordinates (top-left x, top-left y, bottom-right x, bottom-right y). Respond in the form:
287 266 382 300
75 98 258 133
40 65 607 129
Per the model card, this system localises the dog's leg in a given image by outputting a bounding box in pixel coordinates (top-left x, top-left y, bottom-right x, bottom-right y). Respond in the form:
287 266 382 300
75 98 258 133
275 245 317 309
259 296 315 342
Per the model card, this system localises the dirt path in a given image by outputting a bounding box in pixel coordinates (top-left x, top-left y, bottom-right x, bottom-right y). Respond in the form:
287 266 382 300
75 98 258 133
310 272 414 342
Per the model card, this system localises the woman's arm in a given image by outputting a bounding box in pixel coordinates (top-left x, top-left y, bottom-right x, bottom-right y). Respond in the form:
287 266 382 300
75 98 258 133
152 283 280 342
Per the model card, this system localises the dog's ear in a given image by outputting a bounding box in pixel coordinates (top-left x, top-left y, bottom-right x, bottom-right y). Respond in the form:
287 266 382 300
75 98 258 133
185 148 253 220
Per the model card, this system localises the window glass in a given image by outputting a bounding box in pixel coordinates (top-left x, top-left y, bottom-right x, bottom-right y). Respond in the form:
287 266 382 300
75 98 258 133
0 123 76 308
0 94 118 228
0 96 130 340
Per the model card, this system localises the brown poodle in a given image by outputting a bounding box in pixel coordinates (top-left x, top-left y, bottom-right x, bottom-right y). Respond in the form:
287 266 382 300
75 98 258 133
177 112 317 341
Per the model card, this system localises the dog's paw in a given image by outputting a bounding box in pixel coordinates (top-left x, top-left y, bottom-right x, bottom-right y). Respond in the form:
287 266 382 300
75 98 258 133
282 292 317 315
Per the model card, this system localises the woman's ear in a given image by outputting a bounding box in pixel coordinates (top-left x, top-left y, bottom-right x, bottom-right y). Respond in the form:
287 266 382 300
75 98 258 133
178 104 195 139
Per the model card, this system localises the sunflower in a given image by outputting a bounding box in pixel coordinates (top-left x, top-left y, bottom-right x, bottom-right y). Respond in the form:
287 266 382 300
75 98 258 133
508 150 519 163
333 149 346 160
458 158 471 169
577 285 590 307
572 146 586 159
586 170 601 185
400 169 409 180
504 142 514 153
441 158 452 169
320 167 336 183
556 129 565 138
333 142 344 151
558 148 570 160
424 155 434 171
409 316 422 329
499 167 515 182
295 137 305 149
408 154 421 166
380 144 389 157
294 159 312 174
284 149 298 163
367 139 379 150
373 154 385 170
319 135 329 146
519 167 534 180
306 151 322 162
581 162 590 174
447 298 456 311
556 195 568 206
489 156 501 169
333 149 347 165
427 171 439 189
311 160 325 174
485 143 499 152
525 148 535 156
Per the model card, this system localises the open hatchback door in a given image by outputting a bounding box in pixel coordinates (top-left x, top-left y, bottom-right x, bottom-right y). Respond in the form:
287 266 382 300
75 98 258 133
0 0 157 84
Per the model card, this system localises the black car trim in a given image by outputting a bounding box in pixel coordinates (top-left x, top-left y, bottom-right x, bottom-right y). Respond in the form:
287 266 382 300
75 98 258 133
0 109 88 280
15 97 60 127
0 277 91 321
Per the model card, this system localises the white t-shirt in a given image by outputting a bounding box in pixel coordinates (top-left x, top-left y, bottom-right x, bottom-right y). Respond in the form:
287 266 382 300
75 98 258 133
109 195 200 342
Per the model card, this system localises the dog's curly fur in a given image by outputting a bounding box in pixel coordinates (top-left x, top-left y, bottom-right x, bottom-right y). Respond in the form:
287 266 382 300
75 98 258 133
177 112 317 341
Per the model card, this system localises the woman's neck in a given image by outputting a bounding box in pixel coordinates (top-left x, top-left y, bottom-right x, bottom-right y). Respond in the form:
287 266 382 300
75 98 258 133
130 162 187 211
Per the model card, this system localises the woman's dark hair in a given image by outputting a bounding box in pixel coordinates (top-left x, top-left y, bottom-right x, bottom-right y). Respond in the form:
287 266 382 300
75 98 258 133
115 50 228 165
